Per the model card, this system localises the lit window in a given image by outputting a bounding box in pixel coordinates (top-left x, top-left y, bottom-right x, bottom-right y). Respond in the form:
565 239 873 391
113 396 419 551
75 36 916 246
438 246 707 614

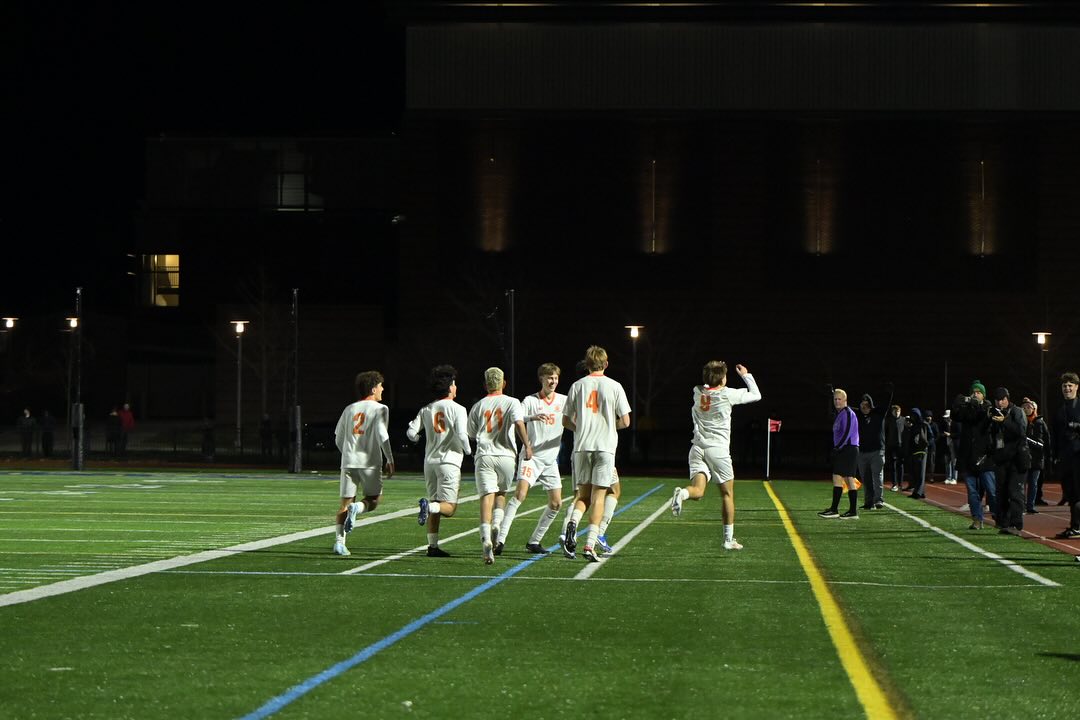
142 254 180 307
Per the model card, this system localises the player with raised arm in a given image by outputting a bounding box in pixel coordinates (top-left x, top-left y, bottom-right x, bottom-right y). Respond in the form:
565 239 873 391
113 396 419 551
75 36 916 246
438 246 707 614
670 361 762 550
562 345 631 562
468 367 532 564
408 365 471 557
332 371 395 556
495 363 567 554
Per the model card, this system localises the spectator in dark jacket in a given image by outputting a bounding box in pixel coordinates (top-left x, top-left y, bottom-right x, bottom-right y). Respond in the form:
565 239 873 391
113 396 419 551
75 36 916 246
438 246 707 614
925 410 939 481
941 409 958 484
954 380 996 529
989 387 1029 534
885 405 905 492
857 386 894 510
1053 372 1080 538
17 408 36 457
905 408 929 499
1021 398 1050 512
39 410 55 458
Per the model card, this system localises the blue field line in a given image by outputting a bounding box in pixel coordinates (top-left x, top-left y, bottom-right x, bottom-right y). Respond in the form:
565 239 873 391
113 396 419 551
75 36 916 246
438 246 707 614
239 482 665 720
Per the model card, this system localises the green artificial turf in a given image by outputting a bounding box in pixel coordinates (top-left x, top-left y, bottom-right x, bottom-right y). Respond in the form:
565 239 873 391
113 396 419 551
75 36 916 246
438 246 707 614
1 471 1077 719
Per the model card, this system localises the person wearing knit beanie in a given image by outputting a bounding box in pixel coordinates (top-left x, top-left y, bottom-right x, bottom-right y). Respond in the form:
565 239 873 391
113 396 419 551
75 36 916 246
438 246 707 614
970 380 987 397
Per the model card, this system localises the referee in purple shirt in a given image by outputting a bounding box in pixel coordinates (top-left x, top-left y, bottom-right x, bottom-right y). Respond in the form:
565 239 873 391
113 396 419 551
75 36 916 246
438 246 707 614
819 388 861 519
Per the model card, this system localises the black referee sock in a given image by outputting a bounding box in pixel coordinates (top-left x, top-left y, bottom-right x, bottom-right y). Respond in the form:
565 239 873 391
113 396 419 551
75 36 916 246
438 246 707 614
849 489 858 511
831 486 842 511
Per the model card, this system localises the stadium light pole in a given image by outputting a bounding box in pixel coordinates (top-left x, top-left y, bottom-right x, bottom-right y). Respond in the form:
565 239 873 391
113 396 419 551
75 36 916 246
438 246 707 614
1033 331 1051 409
2 318 16 408
625 325 643 460
70 287 84 470
233 320 249 453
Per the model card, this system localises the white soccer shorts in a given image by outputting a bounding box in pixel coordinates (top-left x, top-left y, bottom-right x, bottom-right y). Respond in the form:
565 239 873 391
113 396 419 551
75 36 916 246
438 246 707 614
424 462 462 503
474 455 516 495
572 450 617 489
688 445 734 484
340 467 383 499
517 456 562 491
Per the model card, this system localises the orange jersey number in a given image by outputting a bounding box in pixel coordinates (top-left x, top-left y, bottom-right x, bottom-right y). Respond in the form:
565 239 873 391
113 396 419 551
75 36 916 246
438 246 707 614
699 395 711 412
433 411 447 433
352 412 367 435
484 408 504 433
586 390 600 414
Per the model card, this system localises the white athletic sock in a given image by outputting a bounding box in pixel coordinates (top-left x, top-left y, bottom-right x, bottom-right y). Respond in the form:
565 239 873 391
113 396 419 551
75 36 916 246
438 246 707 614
598 494 618 536
335 524 346 544
570 507 584 525
480 522 492 547
724 524 734 543
585 523 599 550
498 497 521 544
562 501 575 533
354 501 370 515
427 532 439 547
492 506 504 537
428 501 442 515
677 487 690 502
531 506 560 544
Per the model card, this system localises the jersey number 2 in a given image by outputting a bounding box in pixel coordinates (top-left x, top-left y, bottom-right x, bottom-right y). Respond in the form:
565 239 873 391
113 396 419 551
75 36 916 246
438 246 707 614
352 412 366 435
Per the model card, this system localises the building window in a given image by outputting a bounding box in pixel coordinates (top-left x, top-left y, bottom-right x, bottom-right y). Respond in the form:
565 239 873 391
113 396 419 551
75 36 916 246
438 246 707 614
142 254 180 307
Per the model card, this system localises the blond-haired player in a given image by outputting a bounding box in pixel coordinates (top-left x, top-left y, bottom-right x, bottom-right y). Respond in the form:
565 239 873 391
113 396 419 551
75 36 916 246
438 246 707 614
468 367 532 564
670 361 761 550
333 370 395 556
562 345 631 562
408 365 471 557
496 363 566 554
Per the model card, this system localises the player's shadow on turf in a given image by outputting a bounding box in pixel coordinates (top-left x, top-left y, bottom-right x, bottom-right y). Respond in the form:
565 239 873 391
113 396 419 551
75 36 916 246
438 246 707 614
1037 652 1080 662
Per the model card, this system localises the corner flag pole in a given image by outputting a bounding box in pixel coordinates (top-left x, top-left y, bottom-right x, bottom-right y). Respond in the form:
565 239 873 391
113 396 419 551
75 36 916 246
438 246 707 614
766 418 771 479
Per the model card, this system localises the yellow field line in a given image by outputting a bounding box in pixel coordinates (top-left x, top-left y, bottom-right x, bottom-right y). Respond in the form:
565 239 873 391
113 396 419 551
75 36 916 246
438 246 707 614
764 481 898 720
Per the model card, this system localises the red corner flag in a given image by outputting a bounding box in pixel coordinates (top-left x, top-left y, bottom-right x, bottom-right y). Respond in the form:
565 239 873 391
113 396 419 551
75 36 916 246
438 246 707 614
768 419 782 433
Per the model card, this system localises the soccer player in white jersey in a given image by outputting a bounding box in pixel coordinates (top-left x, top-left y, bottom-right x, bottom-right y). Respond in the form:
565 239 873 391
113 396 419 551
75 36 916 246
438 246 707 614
671 361 762 550
468 367 532 564
562 345 631 562
495 363 566 555
408 365 471 557
332 371 395 556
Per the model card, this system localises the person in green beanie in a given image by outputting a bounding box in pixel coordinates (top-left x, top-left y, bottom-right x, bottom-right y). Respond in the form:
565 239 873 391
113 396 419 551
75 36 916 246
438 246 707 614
953 381 997 529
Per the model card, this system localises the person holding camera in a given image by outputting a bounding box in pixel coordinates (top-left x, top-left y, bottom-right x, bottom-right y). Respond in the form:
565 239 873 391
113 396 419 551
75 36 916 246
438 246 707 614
904 409 930 499
1053 372 1080 539
988 387 1029 535
953 380 996 530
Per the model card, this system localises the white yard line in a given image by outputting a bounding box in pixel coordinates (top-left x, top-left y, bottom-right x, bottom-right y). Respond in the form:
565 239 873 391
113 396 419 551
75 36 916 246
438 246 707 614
0 497 478 608
884 502 1061 587
574 499 669 580
339 504 544 575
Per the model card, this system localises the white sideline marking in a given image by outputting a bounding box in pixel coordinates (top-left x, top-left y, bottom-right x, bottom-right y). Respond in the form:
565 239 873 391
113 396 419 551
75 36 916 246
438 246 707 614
339 504 544 575
574 499 669 580
0 497 478 608
884 502 1061 587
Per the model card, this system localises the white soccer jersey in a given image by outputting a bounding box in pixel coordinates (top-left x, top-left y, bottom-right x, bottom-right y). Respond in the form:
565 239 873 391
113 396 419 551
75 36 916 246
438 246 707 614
406 398 471 466
522 391 567 465
334 400 391 469
691 373 762 456
565 373 631 453
468 393 524 458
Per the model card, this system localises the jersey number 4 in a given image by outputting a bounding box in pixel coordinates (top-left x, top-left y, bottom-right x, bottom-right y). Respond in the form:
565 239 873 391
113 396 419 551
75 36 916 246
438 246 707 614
586 390 600 414
352 412 366 435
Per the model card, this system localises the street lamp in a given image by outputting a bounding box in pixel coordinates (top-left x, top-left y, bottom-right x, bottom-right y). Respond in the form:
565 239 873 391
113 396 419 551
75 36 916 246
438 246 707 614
2 317 16 330
1033 331 1052 409
625 325 644 460
70 287 83 470
232 320 249 451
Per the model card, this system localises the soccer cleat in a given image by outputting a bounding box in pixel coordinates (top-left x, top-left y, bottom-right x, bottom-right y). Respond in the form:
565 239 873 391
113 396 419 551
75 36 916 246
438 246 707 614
839 510 859 519
818 509 840 518
564 520 577 552
874 502 884 510
525 542 550 554
491 527 499 546
418 498 429 526
582 546 600 563
426 545 450 557
723 538 743 550
493 541 504 556
671 487 684 517
596 535 612 553
343 502 361 533
482 542 494 565
332 542 351 556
